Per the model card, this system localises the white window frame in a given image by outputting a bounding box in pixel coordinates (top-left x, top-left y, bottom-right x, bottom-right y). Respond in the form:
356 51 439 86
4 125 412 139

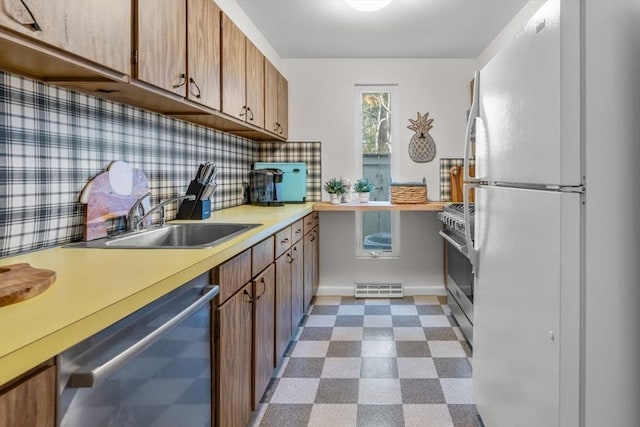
354 84 400 259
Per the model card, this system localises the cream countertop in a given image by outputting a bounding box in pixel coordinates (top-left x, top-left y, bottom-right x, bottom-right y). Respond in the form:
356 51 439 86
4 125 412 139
0 203 314 387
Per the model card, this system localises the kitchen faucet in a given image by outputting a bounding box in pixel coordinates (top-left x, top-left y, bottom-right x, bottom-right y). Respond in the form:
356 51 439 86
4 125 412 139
127 192 196 232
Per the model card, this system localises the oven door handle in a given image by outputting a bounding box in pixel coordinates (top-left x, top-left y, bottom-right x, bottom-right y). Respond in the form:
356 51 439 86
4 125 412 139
438 230 467 255
67 285 219 388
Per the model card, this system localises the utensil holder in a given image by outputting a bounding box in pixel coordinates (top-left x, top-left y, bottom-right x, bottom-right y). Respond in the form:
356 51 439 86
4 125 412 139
176 180 212 219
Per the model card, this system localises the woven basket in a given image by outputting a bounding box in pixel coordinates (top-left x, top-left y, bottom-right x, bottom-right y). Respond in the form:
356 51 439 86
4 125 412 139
390 181 427 204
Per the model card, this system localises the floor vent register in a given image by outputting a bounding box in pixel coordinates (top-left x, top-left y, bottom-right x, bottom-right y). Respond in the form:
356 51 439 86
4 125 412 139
354 283 403 298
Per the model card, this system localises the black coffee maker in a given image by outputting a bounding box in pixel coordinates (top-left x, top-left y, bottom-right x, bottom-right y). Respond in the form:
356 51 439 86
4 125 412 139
249 169 284 206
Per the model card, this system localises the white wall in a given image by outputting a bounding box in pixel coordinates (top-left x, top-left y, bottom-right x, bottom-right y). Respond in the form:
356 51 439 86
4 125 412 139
282 58 475 294
283 58 475 197
475 0 546 69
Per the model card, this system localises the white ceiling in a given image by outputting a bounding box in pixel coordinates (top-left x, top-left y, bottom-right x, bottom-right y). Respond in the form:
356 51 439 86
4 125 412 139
235 0 529 59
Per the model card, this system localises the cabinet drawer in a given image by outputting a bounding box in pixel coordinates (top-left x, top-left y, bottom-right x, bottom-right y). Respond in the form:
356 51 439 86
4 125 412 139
274 226 292 258
303 212 319 234
213 248 252 303
252 236 274 277
291 219 304 243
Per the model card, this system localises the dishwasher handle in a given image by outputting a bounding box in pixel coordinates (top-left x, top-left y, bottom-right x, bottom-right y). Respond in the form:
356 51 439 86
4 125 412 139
67 285 219 388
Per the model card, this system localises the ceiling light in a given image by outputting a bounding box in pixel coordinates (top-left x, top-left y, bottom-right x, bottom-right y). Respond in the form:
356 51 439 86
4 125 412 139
345 0 393 12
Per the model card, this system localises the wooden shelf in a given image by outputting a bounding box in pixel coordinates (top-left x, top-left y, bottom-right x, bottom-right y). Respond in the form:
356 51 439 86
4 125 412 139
313 201 446 212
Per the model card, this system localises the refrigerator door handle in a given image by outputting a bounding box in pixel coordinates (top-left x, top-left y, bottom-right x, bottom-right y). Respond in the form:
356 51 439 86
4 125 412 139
464 70 481 183
463 182 479 270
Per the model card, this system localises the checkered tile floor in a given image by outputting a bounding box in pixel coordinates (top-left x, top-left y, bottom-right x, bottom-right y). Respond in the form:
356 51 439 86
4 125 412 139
249 295 484 427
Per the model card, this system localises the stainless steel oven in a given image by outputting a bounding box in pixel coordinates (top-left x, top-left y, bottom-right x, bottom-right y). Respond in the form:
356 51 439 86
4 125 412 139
57 274 218 427
438 203 474 345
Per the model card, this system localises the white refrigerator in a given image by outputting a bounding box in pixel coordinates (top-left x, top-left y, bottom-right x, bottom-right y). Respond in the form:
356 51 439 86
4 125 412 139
464 1 583 426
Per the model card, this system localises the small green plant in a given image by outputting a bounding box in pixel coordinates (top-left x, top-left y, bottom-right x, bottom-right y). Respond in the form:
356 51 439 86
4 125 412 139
353 178 374 193
323 177 346 195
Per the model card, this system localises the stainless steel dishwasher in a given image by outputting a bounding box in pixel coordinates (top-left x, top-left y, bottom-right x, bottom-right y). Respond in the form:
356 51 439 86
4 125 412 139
58 274 218 427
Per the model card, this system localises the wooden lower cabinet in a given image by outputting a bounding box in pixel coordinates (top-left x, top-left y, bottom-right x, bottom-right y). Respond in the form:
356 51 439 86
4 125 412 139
304 225 320 312
216 282 253 427
275 251 293 361
252 264 275 409
291 240 304 328
0 364 55 427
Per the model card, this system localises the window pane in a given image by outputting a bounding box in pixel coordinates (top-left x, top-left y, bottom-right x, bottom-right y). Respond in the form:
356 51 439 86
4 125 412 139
360 90 393 254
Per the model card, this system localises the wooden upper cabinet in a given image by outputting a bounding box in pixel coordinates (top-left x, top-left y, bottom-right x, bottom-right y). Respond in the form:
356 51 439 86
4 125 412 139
136 0 187 97
187 0 221 110
277 71 289 139
221 13 246 120
0 0 130 74
264 58 289 139
245 39 264 128
264 59 279 135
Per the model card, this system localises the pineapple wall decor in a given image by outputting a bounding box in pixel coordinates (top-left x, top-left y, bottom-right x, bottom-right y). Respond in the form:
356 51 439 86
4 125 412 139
407 112 436 163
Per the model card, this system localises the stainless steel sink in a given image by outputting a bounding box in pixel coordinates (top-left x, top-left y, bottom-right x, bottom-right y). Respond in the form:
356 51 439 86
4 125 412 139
66 223 261 249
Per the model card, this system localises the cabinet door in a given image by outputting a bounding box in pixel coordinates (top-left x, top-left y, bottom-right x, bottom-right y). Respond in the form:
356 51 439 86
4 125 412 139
253 264 275 409
277 71 289 139
312 227 320 296
0 365 55 427
217 282 253 427
264 59 279 134
303 231 314 311
245 39 264 127
137 0 187 96
187 0 221 109
275 252 292 361
291 240 304 328
221 13 246 120
0 0 130 74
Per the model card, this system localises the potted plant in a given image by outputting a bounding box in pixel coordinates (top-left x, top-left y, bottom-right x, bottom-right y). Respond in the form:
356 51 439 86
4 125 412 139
353 178 374 202
323 177 345 204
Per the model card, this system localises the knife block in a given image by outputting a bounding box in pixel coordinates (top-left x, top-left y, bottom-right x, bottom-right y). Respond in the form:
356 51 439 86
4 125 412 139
176 180 211 219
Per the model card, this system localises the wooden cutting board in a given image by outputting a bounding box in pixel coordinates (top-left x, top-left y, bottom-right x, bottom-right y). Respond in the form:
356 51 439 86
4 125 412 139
450 166 475 202
0 264 56 307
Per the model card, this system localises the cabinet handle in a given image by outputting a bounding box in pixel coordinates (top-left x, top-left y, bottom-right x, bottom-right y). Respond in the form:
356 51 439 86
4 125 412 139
278 124 284 135
256 278 266 300
189 77 201 98
274 122 280 132
287 252 294 263
243 289 253 304
296 228 302 234
172 73 187 89
239 106 248 117
281 238 289 244
246 107 254 121
18 0 41 31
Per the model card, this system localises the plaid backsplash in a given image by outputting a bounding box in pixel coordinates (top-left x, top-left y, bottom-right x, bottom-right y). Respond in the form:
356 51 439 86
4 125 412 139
439 158 475 201
258 142 322 201
0 71 258 257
